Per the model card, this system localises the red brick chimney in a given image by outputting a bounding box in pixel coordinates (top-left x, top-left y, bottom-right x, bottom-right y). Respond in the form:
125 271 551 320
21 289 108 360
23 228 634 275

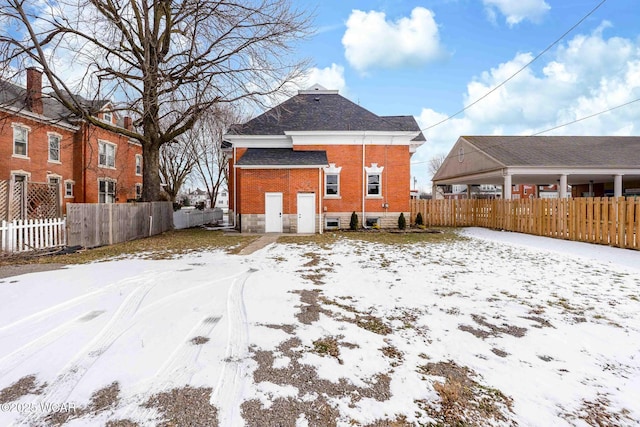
26 67 43 115
124 116 132 130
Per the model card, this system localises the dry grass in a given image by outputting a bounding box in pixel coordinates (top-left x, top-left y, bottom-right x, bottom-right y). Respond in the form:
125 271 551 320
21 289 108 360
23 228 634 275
416 361 514 426
0 229 258 266
277 228 461 247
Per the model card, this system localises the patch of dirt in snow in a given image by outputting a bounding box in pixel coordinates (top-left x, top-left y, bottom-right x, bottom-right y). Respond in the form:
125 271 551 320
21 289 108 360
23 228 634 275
416 361 516 426
458 314 527 339
242 337 391 427
0 375 46 404
43 381 120 426
563 394 634 427
142 386 217 427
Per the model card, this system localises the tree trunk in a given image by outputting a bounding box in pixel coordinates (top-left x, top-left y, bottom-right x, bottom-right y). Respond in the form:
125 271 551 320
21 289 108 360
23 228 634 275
142 140 161 201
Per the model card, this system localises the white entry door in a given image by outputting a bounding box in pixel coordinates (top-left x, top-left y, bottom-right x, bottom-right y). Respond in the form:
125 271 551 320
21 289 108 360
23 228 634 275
297 193 315 233
265 193 283 233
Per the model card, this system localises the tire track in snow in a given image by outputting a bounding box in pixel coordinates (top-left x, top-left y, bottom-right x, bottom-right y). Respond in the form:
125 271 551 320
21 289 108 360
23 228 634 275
0 274 151 335
211 268 257 427
0 310 105 382
19 279 156 426
122 315 223 424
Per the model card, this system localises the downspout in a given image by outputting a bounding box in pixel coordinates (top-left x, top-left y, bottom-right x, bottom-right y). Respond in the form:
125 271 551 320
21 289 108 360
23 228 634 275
233 146 237 229
318 167 323 234
362 132 366 228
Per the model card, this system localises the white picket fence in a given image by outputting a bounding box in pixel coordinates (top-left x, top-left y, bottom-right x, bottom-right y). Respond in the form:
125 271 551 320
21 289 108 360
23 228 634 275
0 218 66 253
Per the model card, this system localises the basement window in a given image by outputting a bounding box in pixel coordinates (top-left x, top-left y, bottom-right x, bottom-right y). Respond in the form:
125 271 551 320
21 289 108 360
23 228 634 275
325 217 340 229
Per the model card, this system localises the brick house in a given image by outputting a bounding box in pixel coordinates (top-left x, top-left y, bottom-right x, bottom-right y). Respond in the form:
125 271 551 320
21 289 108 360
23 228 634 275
224 86 425 233
0 68 143 213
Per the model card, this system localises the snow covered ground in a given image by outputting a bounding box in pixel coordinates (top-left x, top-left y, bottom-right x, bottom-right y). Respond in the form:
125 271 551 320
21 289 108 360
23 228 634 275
0 228 639 426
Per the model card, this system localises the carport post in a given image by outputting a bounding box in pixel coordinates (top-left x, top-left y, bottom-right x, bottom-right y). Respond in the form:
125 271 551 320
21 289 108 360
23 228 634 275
503 174 512 199
559 175 568 198
614 174 623 197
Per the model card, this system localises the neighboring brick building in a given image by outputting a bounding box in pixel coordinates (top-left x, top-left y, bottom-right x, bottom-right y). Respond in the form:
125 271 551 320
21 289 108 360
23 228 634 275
224 86 425 233
0 68 143 213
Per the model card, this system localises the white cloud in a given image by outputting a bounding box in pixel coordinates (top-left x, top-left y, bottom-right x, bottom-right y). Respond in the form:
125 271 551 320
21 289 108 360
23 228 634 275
412 25 640 190
342 7 444 72
483 0 550 26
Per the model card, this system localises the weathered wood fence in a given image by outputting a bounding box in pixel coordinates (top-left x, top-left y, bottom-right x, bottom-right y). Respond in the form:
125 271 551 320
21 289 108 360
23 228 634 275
411 197 640 250
66 202 173 248
1 218 66 252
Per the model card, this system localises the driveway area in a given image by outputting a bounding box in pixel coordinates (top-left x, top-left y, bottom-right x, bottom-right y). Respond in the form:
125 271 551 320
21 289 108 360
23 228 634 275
0 228 639 426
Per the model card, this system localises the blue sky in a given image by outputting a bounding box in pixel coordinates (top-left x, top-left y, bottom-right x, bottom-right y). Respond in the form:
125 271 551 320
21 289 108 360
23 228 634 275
290 0 640 190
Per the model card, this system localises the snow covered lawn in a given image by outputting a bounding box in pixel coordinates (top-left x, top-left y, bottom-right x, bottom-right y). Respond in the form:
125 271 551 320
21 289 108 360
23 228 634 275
0 228 639 426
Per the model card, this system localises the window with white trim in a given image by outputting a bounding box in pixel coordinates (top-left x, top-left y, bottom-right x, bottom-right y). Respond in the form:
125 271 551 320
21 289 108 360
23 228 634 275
135 183 142 200
135 154 142 175
323 163 342 197
98 141 116 168
13 125 28 157
365 163 384 197
48 133 61 162
98 179 116 203
65 180 75 198
103 111 112 123
325 217 340 229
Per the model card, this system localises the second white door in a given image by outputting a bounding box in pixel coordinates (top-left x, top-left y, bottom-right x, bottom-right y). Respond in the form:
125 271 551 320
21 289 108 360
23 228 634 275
297 193 315 233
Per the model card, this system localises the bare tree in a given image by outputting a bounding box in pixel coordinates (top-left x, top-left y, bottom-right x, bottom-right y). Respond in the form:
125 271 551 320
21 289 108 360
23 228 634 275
190 106 241 209
428 153 447 177
0 0 312 200
159 136 197 202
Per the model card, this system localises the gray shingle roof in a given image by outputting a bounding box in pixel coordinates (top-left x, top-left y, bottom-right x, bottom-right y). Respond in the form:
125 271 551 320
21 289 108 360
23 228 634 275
236 148 328 167
228 93 422 135
0 78 110 124
464 136 640 167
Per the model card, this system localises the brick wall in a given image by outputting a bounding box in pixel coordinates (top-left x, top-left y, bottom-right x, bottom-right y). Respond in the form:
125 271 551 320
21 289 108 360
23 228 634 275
0 113 142 210
231 142 412 232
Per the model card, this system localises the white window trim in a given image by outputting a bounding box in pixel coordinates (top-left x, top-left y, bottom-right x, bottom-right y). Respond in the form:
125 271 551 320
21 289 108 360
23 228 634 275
98 178 117 203
64 180 75 198
323 163 342 198
135 154 142 176
11 170 31 182
135 183 143 199
98 140 117 169
102 111 113 124
365 163 384 198
324 217 340 229
11 123 30 159
47 132 62 163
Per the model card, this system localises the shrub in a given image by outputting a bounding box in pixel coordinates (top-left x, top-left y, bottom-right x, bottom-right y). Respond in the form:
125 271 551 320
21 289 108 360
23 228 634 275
398 212 407 230
415 212 424 226
350 212 358 230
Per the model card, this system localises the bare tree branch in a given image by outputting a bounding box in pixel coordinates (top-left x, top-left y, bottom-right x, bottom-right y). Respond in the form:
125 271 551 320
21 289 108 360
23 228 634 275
1 0 313 200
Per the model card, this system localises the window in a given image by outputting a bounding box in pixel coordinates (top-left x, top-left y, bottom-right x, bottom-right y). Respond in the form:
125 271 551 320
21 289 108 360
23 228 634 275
13 174 27 183
48 176 60 186
135 155 142 175
13 126 28 157
48 134 61 162
323 163 342 197
325 217 340 229
65 181 75 198
365 217 379 227
325 174 339 195
99 141 116 168
99 179 116 203
367 173 381 196
103 111 112 123
365 163 384 197
135 183 142 200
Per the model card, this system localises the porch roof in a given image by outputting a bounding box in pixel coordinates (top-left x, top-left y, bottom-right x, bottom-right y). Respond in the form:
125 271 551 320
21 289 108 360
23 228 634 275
236 148 328 168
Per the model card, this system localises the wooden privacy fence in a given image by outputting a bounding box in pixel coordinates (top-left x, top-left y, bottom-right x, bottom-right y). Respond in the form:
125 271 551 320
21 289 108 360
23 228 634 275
66 202 173 248
0 218 66 252
411 197 640 250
